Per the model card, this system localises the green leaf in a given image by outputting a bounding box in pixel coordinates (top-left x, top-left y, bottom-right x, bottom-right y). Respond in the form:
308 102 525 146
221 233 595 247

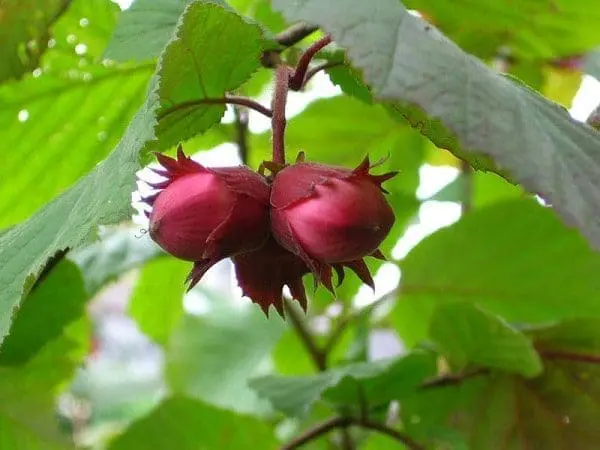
108 396 278 450
152 1 264 151
166 306 285 414
0 0 153 229
250 352 436 417
105 0 194 62
0 260 88 365
402 318 600 449
129 256 189 345
0 319 89 450
429 302 543 377
0 0 70 82
0 81 157 346
404 0 600 60
70 227 163 296
0 0 261 345
272 0 600 251
392 199 600 347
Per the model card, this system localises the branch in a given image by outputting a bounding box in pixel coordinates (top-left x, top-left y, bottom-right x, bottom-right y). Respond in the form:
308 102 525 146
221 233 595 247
541 350 600 365
281 416 347 450
289 35 333 91
157 95 272 121
420 368 488 390
275 22 319 47
304 61 343 86
272 65 291 164
280 416 424 450
233 106 249 164
283 299 326 371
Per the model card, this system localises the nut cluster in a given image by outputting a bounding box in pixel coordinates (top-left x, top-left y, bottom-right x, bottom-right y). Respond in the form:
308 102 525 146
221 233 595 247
141 146 396 316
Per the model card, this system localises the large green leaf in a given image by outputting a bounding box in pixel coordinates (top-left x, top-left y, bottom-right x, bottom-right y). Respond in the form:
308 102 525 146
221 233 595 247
129 256 189 345
108 396 278 450
0 319 88 450
405 0 600 60
166 306 286 414
0 260 88 365
272 0 600 251
153 1 264 151
0 0 266 345
429 302 543 377
0 0 153 229
402 318 600 449
249 352 436 417
392 199 600 347
0 0 69 82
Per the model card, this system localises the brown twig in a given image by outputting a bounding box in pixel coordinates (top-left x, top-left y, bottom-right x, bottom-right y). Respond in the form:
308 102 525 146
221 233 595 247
275 22 320 47
304 61 343 87
157 95 272 121
420 368 489 390
541 350 600 365
280 416 424 450
283 299 326 371
272 65 291 164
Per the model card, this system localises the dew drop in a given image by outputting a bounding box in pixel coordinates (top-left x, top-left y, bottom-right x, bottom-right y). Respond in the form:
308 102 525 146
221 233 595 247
83 72 93 82
563 416 571 424
102 58 115 68
66 34 77 45
32 68 42 78
97 131 107 141
75 43 87 55
79 17 89 27
47 38 56 48
18 110 29 122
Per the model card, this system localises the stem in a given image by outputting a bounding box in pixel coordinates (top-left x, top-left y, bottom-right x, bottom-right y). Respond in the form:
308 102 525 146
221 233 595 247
157 95 272 121
276 22 320 47
280 416 424 450
283 299 326 371
233 106 249 164
541 350 600 365
272 65 290 164
303 61 343 87
420 368 488 390
460 159 473 215
281 417 348 450
289 35 333 91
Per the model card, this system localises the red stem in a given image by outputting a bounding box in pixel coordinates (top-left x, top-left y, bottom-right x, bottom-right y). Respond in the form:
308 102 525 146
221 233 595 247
272 65 290 164
157 95 272 121
289 34 333 91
